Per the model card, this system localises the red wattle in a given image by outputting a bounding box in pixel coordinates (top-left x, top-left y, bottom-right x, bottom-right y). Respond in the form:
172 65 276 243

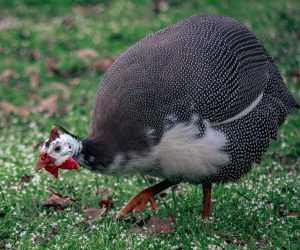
59 157 78 170
45 164 59 178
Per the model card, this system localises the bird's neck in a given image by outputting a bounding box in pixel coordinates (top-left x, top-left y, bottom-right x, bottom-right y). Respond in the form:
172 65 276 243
77 138 114 172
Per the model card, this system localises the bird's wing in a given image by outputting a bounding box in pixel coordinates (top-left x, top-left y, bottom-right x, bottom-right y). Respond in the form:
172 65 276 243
100 14 270 122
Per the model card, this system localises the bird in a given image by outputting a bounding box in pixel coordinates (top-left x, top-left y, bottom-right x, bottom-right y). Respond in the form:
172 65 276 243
36 13 299 219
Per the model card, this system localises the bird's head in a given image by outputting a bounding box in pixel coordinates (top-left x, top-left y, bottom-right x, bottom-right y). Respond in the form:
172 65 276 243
36 126 82 178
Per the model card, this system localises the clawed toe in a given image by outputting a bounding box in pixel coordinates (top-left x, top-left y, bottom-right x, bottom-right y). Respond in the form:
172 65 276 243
116 188 157 218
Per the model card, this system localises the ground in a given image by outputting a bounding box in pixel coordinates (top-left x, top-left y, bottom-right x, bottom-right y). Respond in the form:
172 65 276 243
0 0 299 249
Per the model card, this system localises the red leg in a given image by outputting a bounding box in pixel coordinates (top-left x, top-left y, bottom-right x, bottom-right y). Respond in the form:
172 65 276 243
201 183 212 220
116 179 176 218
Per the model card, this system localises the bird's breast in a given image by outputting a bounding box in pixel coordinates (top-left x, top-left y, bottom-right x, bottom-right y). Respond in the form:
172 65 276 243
104 117 230 180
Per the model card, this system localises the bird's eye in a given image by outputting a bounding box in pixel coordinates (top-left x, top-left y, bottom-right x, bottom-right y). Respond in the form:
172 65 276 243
54 145 61 152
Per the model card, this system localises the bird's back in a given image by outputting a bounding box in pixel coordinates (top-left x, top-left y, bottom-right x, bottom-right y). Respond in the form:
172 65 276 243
89 14 298 181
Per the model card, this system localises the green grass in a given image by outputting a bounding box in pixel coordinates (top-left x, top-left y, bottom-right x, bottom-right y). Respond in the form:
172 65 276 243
0 0 299 249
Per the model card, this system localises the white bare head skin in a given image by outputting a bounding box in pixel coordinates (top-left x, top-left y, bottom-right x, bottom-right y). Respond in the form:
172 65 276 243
42 133 82 166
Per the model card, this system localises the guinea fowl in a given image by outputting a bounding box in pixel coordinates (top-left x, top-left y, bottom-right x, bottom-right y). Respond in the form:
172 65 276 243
36 14 299 219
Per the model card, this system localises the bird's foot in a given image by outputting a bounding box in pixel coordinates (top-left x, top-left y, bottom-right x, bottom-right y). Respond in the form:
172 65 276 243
116 187 157 218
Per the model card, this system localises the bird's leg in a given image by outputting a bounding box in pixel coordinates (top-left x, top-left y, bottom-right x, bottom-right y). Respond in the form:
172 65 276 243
201 183 212 220
116 179 177 218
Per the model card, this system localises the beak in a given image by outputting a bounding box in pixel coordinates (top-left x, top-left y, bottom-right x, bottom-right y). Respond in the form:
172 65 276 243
36 151 48 171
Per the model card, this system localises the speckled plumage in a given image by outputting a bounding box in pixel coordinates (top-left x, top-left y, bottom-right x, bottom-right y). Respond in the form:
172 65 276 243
85 13 298 184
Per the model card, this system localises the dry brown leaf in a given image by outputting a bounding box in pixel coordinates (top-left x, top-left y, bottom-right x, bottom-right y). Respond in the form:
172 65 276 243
76 48 99 58
287 210 300 217
0 116 10 126
73 4 103 16
96 187 113 198
21 175 31 183
84 208 106 221
33 95 57 112
149 214 174 233
0 69 18 81
1 101 19 113
34 227 58 244
28 50 41 61
62 16 74 28
99 197 114 209
0 101 30 118
51 83 70 100
128 214 173 235
46 58 57 73
47 188 75 201
70 77 80 86
93 56 117 71
41 188 75 210
29 73 40 89
46 58 72 78
40 194 71 210
1 94 58 118
129 226 143 234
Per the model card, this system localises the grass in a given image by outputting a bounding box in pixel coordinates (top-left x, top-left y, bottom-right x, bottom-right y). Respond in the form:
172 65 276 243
0 0 299 249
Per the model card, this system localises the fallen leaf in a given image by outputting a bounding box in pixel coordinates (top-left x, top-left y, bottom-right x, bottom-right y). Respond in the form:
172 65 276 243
41 188 75 210
0 101 30 118
46 58 70 77
121 214 150 225
287 210 299 217
46 58 57 74
51 83 70 100
47 188 75 201
149 214 174 233
46 58 87 78
99 197 114 209
129 226 143 234
75 48 99 58
72 4 103 16
1 94 59 118
239 240 248 246
0 69 18 81
93 56 117 71
59 103 73 112
34 226 58 244
33 95 57 113
29 73 40 89
130 215 151 227
41 194 70 210
272 36 283 45
128 214 173 235
96 187 113 198
1 101 19 113
21 175 31 183
69 77 80 86
62 16 74 28
28 50 41 61
80 96 88 105
75 218 92 226
0 116 10 126
84 208 106 221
